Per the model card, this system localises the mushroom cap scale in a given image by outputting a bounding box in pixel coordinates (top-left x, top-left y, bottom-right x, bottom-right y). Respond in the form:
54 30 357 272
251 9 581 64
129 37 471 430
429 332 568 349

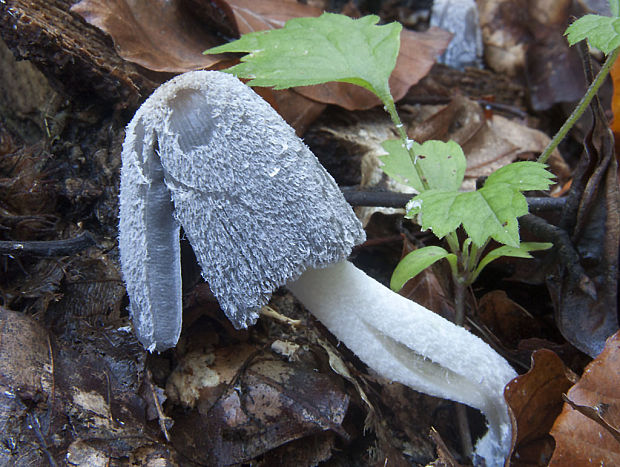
119 71 365 349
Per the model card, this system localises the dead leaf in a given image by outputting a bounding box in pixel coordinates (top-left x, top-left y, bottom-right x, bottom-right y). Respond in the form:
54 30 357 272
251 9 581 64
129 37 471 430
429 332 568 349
271 88 327 135
71 0 223 72
165 343 257 408
478 0 586 110
408 96 567 190
477 290 541 348
0 307 151 463
547 71 620 357
0 308 52 399
549 331 620 465
219 0 323 34
169 350 349 465
504 349 575 466
609 54 620 152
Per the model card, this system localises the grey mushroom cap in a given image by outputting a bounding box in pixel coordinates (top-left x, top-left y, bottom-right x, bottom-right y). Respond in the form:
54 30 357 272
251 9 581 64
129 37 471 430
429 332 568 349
119 71 366 350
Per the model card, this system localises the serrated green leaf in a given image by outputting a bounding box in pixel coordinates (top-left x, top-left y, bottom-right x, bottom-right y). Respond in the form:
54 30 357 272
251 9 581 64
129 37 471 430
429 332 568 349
565 14 620 54
380 139 466 192
205 13 401 104
407 183 528 247
611 0 620 17
390 246 456 291
484 161 554 192
472 242 553 282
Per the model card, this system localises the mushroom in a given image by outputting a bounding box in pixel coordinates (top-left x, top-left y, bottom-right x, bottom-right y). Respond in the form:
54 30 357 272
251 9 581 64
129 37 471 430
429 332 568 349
119 71 516 465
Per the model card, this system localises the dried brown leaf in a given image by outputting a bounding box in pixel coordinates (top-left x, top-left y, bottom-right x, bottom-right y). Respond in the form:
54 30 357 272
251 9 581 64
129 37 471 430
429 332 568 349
170 351 349 465
0 308 52 399
504 349 575 466
477 290 541 348
408 96 566 190
549 332 620 465
478 0 585 110
71 0 223 72
548 78 620 357
219 0 323 34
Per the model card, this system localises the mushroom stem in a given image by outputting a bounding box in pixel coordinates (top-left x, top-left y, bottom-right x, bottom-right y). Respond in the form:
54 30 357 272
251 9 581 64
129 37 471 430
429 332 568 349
287 260 516 465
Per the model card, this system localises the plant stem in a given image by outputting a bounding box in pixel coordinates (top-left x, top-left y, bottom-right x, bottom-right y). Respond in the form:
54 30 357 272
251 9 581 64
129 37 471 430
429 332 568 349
453 275 473 460
538 46 620 164
383 97 431 191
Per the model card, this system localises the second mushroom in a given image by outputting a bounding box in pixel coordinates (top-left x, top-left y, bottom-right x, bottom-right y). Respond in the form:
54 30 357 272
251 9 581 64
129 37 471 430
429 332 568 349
119 71 517 466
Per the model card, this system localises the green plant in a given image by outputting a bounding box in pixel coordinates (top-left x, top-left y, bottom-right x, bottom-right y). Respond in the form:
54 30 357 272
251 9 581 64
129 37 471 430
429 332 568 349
206 12 554 325
539 0 620 163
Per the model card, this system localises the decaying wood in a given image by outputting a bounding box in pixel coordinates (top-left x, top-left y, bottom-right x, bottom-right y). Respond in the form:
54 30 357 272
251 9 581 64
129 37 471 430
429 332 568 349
0 0 157 108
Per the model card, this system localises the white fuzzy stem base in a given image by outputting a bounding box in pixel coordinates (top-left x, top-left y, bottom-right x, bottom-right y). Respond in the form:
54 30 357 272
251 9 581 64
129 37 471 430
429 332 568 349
287 261 516 466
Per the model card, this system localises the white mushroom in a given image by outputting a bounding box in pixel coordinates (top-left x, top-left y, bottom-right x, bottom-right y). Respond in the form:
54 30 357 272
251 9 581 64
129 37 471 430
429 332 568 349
119 71 516 466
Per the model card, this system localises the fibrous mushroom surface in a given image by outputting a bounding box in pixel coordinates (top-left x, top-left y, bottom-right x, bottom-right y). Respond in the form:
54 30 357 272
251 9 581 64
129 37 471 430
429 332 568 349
119 70 516 466
119 71 365 350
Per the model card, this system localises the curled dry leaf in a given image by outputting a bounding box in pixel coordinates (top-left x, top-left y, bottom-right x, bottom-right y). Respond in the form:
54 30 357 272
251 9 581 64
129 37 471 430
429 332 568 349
549 331 620 465
504 349 575 466
71 0 223 72
548 83 620 357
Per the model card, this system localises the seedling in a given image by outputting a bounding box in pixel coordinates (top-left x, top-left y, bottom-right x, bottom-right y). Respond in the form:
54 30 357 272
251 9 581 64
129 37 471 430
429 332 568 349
205 13 554 322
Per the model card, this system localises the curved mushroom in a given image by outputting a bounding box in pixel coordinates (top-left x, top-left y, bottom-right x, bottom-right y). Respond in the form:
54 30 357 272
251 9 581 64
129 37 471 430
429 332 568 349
119 70 516 465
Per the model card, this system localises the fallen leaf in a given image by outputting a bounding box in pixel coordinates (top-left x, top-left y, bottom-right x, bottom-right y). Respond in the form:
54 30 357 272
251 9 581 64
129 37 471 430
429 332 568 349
477 290 541 348
165 343 257 408
409 96 568 190
549 331 620 465
219 0 323 34
71 0 223 72
271 88 327 135
504 349 575 466
547 74 620 357
609 53 620 151
0 308 52 399
478 0 586 110
170 350 349 465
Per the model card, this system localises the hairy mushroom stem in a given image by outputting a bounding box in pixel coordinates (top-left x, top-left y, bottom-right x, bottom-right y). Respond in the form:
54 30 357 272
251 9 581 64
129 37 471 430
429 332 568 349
119 70 516 466
287 261 515 465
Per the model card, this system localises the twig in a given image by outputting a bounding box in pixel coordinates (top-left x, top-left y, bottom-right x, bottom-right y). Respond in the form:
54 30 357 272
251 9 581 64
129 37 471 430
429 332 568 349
341 188 565 212
0 231 96 257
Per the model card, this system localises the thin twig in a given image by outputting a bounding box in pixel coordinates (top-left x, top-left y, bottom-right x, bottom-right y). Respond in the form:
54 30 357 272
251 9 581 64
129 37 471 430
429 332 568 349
341 188 565 212
0 232 96 257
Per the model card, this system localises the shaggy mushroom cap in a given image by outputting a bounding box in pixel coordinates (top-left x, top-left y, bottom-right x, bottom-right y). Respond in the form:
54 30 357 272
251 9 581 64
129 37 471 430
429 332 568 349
119 71 366 350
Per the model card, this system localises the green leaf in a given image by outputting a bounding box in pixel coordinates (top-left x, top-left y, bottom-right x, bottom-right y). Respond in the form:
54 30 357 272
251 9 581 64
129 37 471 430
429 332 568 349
472 242 553 282
484 161 554 192
407 183 529 247
611 0 620 18
380 139 466 192
205 13 401 104
565 14 620 54
390 246 457 291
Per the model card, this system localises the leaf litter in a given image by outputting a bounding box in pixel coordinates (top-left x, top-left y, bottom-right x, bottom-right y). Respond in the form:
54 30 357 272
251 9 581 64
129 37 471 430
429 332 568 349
1 0 619 465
